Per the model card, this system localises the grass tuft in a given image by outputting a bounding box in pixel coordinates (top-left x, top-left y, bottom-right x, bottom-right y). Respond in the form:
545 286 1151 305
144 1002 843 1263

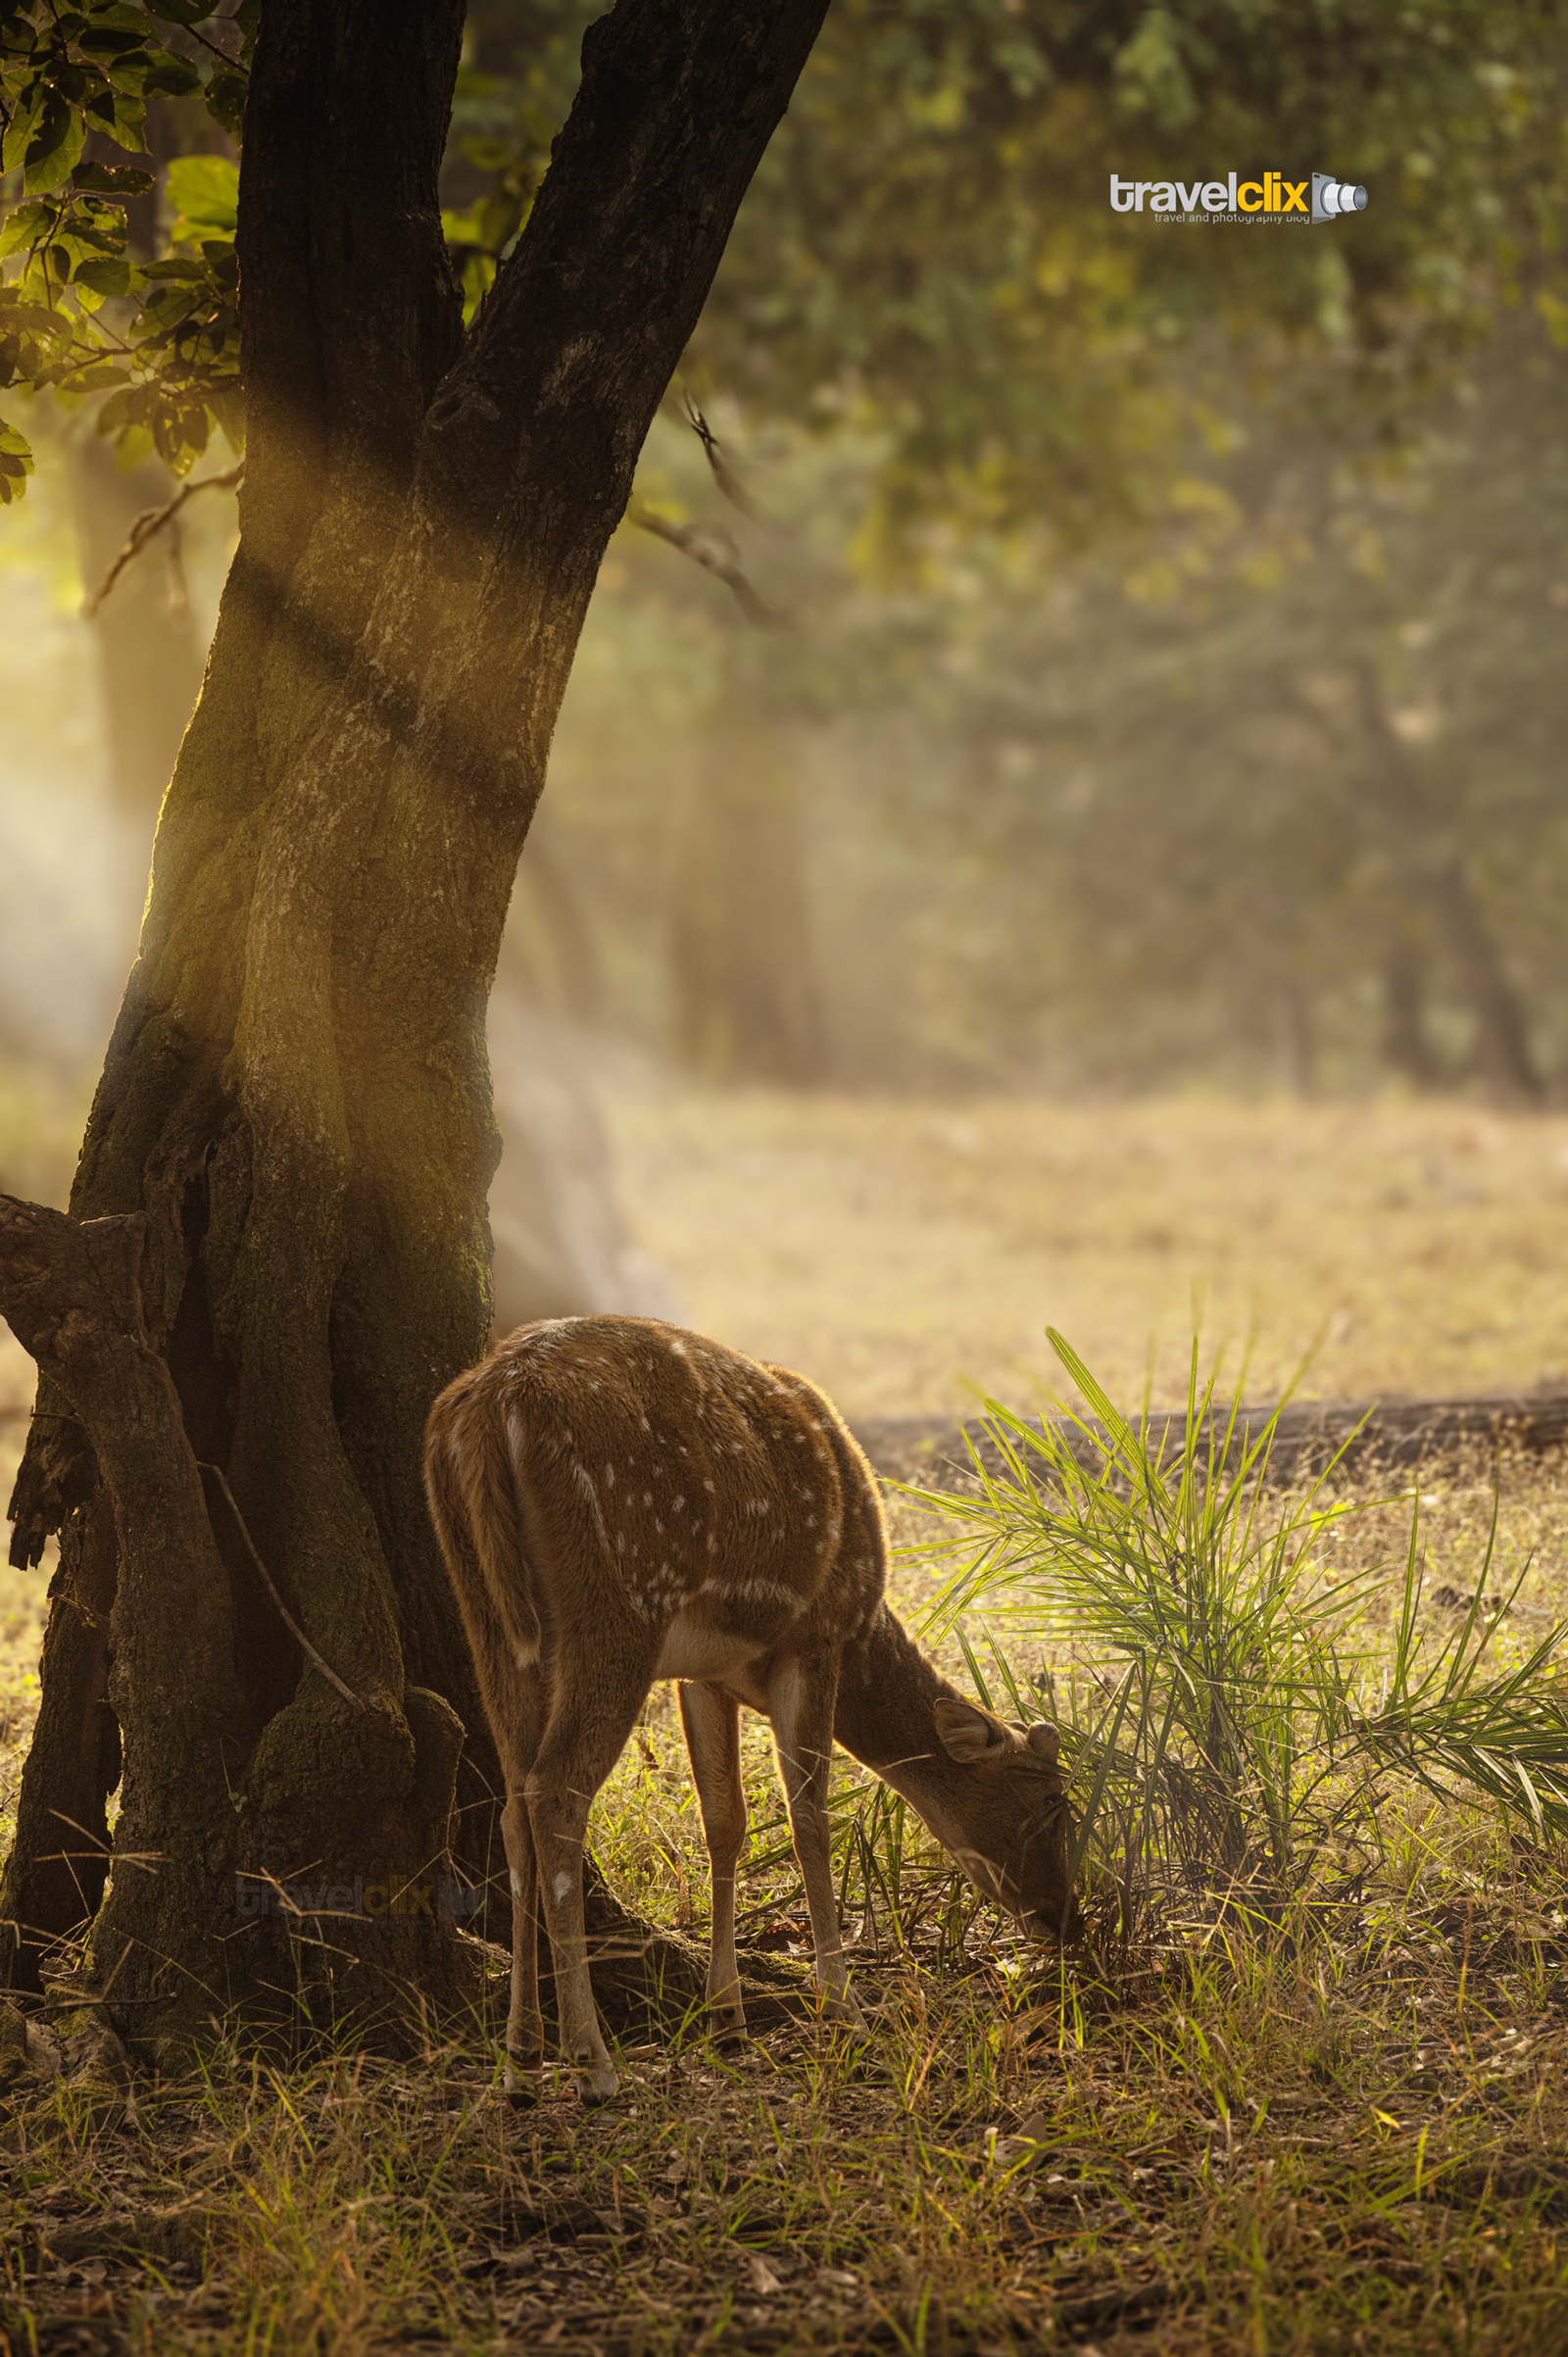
912 1332 1568 1952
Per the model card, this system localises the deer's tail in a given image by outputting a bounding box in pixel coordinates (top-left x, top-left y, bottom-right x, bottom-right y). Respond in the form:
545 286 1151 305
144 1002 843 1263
424 1379 544 1670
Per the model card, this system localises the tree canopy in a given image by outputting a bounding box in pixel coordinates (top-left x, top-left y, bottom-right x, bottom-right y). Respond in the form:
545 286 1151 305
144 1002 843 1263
0 0 249 495
8 2 1565 538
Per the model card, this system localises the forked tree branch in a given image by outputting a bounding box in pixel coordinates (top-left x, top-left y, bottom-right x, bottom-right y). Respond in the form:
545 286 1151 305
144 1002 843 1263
631 506 791 628
682 391 782 530
81 462 245 618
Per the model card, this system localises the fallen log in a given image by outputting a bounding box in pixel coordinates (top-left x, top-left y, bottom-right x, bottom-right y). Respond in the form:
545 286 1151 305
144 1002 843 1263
851 1390 1568 1492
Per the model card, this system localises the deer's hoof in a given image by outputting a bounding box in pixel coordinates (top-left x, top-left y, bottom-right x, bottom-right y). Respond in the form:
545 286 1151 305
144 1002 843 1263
576 2058 620 2105
503 2054 542 2108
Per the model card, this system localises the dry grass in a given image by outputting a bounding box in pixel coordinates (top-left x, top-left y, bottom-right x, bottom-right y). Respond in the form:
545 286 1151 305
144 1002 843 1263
604 1082 1568 1420
6 1817 1568 2355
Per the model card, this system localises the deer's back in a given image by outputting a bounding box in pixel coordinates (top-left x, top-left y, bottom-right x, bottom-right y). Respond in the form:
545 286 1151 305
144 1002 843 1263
430 1316 886 1670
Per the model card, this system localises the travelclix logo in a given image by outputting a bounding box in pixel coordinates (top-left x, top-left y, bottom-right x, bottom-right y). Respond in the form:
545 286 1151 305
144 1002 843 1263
1109 172 1369 223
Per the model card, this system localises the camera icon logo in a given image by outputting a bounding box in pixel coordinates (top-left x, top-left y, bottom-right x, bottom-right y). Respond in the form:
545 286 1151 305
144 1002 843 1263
1312 173 1369 222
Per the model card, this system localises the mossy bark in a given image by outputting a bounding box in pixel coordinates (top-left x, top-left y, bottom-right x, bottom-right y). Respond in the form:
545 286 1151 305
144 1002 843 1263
0 0 828 2052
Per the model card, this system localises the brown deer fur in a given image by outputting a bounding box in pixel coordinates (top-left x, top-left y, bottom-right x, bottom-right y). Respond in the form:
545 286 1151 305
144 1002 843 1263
424 1314 1075 2099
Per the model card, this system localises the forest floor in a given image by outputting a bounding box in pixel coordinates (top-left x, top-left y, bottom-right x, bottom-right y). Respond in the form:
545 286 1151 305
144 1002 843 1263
5 1086 1568 2352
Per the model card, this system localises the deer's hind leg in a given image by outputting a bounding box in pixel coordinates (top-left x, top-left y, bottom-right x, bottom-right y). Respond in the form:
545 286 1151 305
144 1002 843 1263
454 1598 549 2098
678 1679 748 2038
499 1682 547 2095
526 1662 654 2103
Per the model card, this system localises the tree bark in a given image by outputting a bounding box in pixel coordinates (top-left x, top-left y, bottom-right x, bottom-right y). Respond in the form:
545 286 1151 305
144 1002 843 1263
2 0 828 2049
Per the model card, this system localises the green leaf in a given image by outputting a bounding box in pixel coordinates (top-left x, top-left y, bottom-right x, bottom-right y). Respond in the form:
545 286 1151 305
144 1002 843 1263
77 28 152 60
0 201 55 260
0 416 36 505
74 252 132 299
72 160 155 197
112 420 155 471
140 54 202 98
24 99 88 196
204 63 248 141
2 83 46 175
95 381 157 433
208 384 246 454
165 152 239 236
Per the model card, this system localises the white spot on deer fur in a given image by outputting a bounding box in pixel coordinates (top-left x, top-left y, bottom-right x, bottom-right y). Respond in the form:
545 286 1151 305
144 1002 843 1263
670 1340 687 1355
643 1492 653 1506
672 1496 685 1512
704 1479 715 1493
553 1873 571 1903
640 1415 652 1431
510 1869 524 1896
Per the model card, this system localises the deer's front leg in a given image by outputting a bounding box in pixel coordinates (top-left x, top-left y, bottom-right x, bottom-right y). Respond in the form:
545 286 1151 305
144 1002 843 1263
500 1792 542 2094
678 1679 749 2038
767 1655 866 2035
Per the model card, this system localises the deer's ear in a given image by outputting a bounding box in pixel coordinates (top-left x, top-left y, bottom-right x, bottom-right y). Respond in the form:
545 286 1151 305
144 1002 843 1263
1025 1722 1061 1764
933 1696 1010 1765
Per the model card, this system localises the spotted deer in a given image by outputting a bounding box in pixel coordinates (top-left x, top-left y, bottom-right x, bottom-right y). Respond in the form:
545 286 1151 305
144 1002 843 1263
423 1314 1077 2100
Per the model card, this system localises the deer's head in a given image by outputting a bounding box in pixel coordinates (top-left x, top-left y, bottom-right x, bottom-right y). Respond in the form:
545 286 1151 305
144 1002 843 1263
929 1696 1081 1941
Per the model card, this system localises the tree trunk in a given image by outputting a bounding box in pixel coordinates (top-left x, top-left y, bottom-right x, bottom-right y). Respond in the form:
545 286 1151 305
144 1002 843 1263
1 0 827 2053
1354 669 1540 1102
1381 932 1440 1087
668 712 826 1083
1270 979 1315 1098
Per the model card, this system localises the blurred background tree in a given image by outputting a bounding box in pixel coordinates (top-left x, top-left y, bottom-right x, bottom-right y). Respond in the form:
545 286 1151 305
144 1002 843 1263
444 0 1568 1096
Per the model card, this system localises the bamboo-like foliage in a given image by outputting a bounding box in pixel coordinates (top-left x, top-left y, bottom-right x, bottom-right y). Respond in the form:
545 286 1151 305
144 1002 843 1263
909 1332 1568 1943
